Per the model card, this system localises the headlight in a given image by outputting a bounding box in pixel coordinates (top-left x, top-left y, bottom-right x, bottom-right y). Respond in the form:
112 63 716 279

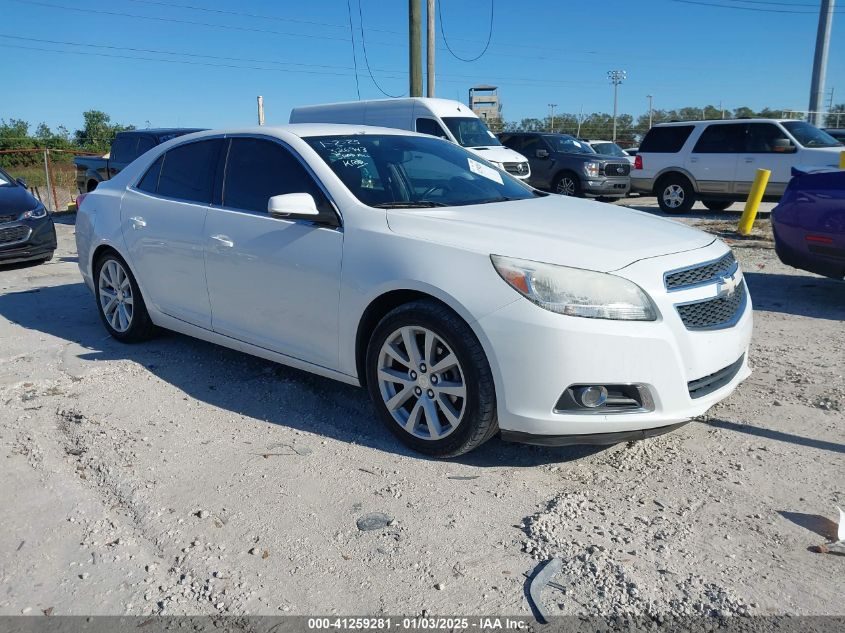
491 255 658 321
584 162 600 178
20 203 47 220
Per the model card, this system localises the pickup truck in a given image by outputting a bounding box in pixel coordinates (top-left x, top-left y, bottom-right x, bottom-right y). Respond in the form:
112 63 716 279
74 128 203 193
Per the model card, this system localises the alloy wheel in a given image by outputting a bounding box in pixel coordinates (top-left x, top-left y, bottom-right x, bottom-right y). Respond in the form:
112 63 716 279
663 184 685 209
98 259 134 333
376 326 467 441
556 177 576 196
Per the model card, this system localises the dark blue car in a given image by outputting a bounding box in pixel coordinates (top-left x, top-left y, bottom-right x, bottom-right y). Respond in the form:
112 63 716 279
772 167 845 280
0 166 57 266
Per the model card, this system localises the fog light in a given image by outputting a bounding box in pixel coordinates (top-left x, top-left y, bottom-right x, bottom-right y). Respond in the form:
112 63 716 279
575 386 608 408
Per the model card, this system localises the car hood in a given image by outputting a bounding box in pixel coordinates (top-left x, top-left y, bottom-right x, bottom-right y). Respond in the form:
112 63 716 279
386 195 715 272
0 185 39 214
465 145 528 164
798 146 845 167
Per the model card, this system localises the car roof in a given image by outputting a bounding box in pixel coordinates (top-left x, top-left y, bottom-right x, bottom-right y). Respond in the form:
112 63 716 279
652 118 796 127
120 128 206 136
174 124 433 140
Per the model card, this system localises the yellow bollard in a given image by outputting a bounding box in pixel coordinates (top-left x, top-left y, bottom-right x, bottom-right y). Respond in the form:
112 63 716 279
840 151 845 169
738 168 771 236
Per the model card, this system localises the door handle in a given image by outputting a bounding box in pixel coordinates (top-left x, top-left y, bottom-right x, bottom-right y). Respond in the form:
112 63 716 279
210 234 234 248
689 157 699 163
744 158 754 163
130 216 146 229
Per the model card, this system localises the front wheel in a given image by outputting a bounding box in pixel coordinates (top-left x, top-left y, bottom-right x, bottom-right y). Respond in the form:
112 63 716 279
366 301 497 457
702 199 734 212
657 175 695 213
553 172 581 197
94 252 156 343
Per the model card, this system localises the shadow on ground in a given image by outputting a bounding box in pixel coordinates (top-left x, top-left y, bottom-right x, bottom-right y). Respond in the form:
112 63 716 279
743 272 845 320
777 511 840 541
0 281 607 467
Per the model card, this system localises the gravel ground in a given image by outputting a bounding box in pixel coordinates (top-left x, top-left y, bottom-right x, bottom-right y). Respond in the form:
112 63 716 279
0 200 842 619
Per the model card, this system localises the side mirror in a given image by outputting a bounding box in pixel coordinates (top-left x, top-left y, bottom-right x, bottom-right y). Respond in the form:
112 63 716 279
16 177 27 188
535 149 549 159
268 193 320 219
772 139 797 153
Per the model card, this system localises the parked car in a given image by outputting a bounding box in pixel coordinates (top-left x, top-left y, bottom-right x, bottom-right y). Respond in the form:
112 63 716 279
289 98 531 181
76 125 752 457
822 128 845 143
626 147 639 157
74 128 204 193
499 132 631 197
583 139 636 165
0 166 56 266
632 119 844 213
772 167 845 279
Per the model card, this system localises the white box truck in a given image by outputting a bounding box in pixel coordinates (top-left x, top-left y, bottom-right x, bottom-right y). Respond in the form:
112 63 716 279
290 98 531 181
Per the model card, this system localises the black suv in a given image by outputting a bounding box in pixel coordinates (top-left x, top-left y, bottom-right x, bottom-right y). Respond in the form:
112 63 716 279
498 132 630 197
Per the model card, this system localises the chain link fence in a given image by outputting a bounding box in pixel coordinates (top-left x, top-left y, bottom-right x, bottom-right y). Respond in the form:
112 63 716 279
0 148 101 212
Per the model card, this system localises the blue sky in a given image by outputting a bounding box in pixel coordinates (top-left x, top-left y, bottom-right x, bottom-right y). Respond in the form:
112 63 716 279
3 0 844 132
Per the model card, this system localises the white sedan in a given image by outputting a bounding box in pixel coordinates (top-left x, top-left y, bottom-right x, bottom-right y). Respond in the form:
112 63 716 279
75 125 752 457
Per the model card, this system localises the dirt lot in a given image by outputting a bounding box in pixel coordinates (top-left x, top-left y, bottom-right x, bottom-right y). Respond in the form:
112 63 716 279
1 199 843 619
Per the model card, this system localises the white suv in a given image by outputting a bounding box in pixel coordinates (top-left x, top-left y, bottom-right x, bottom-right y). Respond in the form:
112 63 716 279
632 119 844 213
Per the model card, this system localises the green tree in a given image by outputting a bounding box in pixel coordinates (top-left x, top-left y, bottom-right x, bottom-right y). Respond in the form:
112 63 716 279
74 110 134 153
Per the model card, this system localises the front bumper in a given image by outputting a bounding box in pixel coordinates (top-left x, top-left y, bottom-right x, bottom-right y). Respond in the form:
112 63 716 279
631 176 655 194
475 241 753 440
584 176 630 197
0 216 57 264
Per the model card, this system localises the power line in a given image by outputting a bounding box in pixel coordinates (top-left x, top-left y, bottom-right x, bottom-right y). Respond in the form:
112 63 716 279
346 0 361 99
669 0 843 12
438 0 494 62
124 0 348 29
357 0 403 98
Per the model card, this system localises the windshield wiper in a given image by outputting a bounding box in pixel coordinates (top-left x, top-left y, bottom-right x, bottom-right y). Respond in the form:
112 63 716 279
372 201 448 208
463 196 517 205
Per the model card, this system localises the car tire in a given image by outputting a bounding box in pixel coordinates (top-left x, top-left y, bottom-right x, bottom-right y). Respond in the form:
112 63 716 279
702 200 734 212
94 252 156 343
365 300 497 458
87 180 99 193
553 171 582 197
657 174 695 213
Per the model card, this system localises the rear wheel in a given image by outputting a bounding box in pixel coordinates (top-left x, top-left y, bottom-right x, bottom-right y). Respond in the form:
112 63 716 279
553 171 581 197
366 300 497 457
702 199 734 212
657 175 695 213
94 252 155 343
86 180 99 192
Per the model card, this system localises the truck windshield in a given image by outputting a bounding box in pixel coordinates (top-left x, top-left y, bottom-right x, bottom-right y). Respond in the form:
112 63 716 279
441 117 501 148
590 142 628 157
543 135 594 154
305 134 538 208
782 121 842 148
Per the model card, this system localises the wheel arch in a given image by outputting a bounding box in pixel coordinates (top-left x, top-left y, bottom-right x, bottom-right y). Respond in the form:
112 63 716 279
653 168 699 193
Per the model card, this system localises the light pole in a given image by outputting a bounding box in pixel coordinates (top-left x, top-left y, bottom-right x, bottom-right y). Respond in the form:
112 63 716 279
548 103 557 132
608 70 627 142
646 94 653 130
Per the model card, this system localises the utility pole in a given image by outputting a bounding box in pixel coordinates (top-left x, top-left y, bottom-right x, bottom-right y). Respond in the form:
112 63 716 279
409 0 423 97
548 103 557 132
257 95 265 126
576 105 584 138
608 70 627 142
809 0 835 126
646 94 653 129
426 0 435 97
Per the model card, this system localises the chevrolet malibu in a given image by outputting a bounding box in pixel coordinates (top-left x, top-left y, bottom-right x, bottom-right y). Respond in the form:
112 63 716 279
75 125 753 457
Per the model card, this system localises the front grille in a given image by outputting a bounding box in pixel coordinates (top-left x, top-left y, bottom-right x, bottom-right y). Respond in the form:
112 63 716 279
503 161 529 176
688 354 745 399
602 162 630 176
0 225 30 245
0 213 17 224
676 280 746 330
665 252 737 291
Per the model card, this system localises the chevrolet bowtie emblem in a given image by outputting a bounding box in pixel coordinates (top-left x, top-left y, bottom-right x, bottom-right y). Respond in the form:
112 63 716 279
717 273 740 298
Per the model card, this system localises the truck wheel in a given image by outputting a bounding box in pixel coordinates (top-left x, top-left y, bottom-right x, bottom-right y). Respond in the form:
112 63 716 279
657 174 695 213
702 200 733 212
553 172 581 197
87 180 99 192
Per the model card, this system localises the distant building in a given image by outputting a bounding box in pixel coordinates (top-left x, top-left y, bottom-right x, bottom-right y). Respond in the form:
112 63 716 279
469 85 502 122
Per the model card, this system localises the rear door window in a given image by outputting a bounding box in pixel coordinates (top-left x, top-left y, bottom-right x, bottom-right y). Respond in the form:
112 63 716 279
500 134 524 152
110 136 137 164
692 124 746 153
157 139 222 204
639 125 695 153
136 155 163 193
222 137 330 215
136 136 156 156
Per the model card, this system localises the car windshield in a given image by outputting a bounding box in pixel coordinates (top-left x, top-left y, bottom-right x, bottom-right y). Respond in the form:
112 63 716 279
0 167 14 187
782 121 842 148
305 134 539 208
543 135 594 154
441 117 501 148
591 142 628 157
